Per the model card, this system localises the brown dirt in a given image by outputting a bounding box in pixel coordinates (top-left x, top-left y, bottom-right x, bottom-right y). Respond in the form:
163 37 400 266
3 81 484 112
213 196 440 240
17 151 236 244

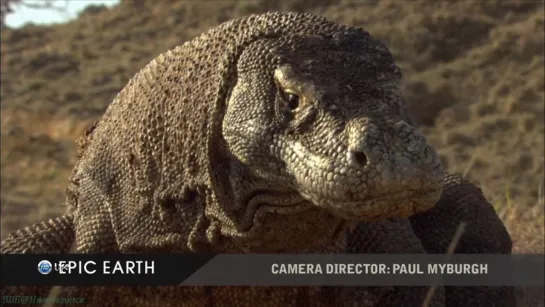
1 0 543 304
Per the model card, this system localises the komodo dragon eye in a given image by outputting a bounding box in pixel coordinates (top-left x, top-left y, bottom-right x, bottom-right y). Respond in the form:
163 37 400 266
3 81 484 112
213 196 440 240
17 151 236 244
281 90 300 111
285 93 300 110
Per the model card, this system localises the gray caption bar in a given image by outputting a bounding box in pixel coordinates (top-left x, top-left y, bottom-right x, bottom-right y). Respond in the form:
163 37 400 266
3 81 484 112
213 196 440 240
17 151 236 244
182 254 544 286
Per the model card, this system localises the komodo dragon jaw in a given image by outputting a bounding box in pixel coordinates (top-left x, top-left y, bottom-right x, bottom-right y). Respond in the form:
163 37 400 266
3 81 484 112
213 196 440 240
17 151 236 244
222 30 444 222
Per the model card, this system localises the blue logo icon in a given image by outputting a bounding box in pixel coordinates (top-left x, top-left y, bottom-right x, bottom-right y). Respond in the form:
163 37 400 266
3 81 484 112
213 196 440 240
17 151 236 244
38 260 52 275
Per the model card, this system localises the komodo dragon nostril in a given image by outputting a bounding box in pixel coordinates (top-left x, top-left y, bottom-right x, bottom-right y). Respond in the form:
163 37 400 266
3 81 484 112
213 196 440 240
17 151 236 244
348 150 368 167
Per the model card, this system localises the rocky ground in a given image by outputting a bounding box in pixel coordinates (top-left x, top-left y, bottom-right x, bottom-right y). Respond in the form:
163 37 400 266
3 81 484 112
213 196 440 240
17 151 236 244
1 0 543 305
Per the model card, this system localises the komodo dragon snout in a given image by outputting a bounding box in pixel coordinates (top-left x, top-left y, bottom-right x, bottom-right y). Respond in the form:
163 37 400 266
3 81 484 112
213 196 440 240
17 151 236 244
222 31 444 222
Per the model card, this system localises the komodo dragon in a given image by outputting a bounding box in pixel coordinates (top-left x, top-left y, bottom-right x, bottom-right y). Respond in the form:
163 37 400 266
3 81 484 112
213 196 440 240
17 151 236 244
1 12 515 307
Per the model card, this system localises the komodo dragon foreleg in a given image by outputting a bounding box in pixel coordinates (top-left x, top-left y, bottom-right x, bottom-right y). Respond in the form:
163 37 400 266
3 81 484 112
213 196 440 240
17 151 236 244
409 174 516 307
1 215 75 303
1 195 118 305
1 215 75 254
341 218 446 307
338 175 516 307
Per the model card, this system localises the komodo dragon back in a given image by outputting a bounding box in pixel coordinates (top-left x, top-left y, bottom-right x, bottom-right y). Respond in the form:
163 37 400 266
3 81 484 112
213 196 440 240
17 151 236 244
1 11 515 307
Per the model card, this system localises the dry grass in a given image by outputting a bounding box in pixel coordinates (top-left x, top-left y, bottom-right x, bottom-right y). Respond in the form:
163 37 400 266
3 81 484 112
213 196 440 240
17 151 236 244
422 222 467 307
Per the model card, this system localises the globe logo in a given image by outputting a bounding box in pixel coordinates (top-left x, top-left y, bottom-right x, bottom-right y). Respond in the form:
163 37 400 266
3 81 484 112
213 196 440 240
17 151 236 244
38 260 53 275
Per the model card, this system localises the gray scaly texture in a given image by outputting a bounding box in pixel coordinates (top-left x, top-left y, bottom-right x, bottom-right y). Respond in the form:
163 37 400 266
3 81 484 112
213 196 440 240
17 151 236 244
1 12 514 307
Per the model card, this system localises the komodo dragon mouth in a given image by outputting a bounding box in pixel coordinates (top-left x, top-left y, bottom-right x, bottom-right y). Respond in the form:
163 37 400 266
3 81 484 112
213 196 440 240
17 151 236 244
222 26 444 222
280 137 444 221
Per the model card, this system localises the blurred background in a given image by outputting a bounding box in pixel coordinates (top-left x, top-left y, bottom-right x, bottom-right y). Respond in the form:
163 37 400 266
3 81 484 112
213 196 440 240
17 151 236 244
0 0 543 296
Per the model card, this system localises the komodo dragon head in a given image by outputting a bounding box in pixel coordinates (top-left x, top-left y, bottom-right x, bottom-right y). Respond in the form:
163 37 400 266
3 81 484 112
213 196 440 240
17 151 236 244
221 28 444 224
